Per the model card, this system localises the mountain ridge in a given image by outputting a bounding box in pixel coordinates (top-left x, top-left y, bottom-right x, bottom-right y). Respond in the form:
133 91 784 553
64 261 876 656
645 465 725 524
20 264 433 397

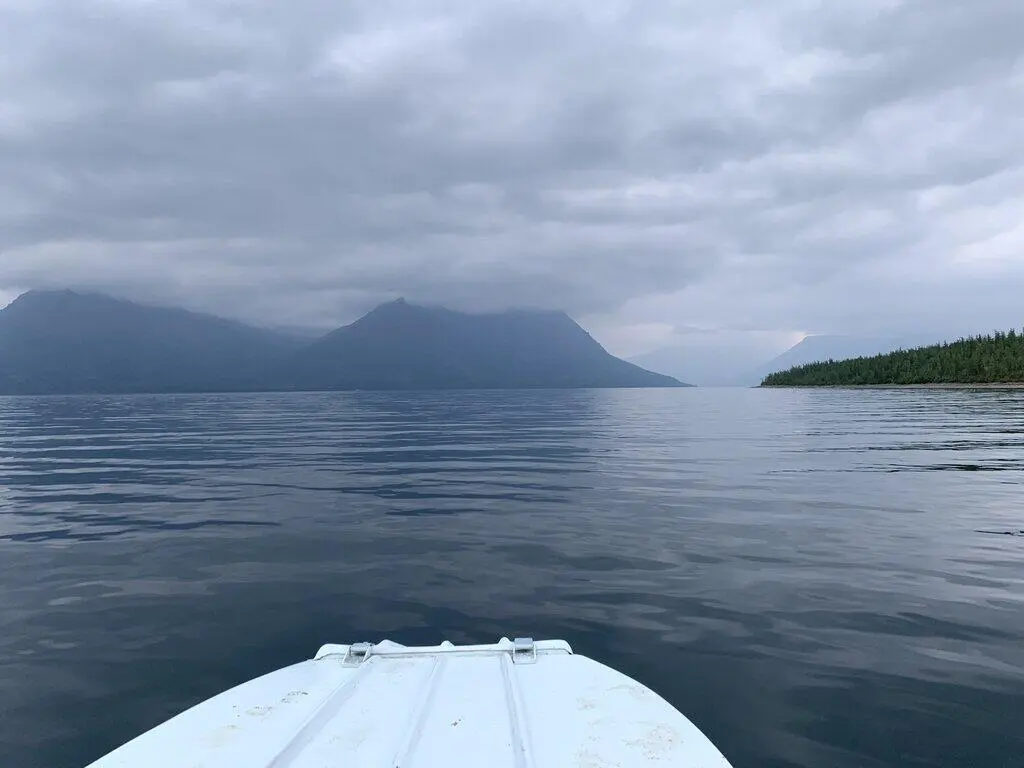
284 296 686 390
0 290 299 394
0 290 687 393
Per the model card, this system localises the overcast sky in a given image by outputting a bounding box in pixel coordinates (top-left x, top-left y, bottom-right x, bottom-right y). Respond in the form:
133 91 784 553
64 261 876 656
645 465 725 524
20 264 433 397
1 0 1022 364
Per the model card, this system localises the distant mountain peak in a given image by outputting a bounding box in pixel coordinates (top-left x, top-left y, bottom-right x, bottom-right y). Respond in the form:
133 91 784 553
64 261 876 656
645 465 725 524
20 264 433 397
288 299 686 390
362 299 574 321
0 289 303 395
10 288 136 311
350 297 431 329
22 288 98 299
13 287 78 303
6 288 101 315
752 333 947 382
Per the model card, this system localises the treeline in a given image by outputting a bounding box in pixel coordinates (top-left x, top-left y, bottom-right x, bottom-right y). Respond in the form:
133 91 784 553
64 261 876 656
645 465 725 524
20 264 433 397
761 329 1024 386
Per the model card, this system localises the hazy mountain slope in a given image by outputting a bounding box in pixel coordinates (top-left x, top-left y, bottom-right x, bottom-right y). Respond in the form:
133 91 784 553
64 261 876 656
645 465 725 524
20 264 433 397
283 299 686 390
0 291 299 394
751 334 943 383
0 292 684 393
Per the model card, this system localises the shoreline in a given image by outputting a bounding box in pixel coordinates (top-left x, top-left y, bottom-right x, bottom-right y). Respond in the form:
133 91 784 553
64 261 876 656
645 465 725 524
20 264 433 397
760 382 1024 389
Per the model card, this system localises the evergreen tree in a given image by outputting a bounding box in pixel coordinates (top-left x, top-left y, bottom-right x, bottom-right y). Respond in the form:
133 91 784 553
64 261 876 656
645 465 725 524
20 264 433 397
761 329 1024 386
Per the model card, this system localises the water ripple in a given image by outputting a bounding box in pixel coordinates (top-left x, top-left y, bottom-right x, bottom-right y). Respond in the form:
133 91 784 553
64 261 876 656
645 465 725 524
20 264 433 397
0 389 1022 768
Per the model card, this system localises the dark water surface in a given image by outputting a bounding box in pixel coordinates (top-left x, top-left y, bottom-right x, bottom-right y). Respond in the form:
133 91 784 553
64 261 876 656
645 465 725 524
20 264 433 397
1 389 1022 768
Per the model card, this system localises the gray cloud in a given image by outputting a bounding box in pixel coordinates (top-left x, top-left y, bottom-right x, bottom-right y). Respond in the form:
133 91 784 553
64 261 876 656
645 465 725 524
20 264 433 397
1 0 1022 358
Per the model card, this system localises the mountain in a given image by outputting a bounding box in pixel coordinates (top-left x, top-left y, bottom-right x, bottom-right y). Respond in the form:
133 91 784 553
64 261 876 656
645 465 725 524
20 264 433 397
751 334 942 384
0 292 684 393
634 333 951 388
631 344 772 387
0 290 299 394
762 330 1024 386
283 299 686 390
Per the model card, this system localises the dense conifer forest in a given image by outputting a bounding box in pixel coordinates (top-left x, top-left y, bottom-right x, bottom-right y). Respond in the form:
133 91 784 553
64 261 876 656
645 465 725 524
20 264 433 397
761 330 1024 386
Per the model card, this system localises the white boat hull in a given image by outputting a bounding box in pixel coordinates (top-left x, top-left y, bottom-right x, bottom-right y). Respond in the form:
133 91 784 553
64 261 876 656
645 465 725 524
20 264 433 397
88 638 733 767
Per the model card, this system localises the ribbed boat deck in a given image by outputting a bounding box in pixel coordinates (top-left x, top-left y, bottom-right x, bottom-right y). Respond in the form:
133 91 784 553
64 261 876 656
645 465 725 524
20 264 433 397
89 638 733 768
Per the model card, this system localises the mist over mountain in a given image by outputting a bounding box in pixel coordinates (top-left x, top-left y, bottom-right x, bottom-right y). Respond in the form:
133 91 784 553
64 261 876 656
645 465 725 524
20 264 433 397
0 292 684 394
631 344 772 387
632 333 952 387
751 334 946 383
284 299 685 390
0 291 299 394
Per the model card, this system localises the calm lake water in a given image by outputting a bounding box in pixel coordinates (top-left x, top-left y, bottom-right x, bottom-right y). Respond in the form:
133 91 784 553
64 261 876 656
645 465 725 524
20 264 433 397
1 389 1022 768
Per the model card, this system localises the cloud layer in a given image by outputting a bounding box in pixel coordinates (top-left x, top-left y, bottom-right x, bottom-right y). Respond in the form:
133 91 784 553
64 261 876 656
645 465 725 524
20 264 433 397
2 0 1022 355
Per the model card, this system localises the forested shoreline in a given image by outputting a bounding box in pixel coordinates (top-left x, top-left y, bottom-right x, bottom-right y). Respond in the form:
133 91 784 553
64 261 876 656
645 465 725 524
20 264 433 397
761 330 1024 386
